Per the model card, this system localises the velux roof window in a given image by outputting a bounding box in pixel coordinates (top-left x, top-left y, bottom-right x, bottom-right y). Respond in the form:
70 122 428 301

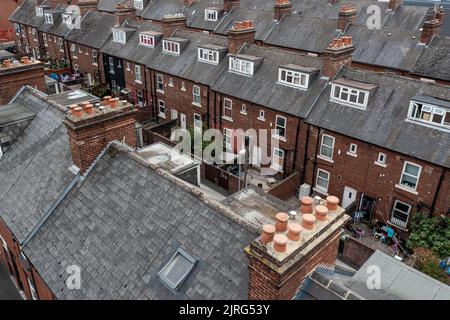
158 247 197 290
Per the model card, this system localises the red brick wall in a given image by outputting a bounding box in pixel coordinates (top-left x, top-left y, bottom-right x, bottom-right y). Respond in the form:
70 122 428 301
304 126 450 233
339 236 375 269
0 0 18 41
0 64 46 104
247 230 341 300
268 171 301 201
67 41 105 85
42 32 67 62
124 60 151 121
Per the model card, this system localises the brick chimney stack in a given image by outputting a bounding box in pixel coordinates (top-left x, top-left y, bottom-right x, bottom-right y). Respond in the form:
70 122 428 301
224 0 240 13
274 0 293 22
227 20 256 54
114 3 136 27
421 19 442 44
64 98 137 174
388 0 402 11
161 13 187 38
245 196 350 300
337 5 357 31
77 0 99 15
322 36 355 79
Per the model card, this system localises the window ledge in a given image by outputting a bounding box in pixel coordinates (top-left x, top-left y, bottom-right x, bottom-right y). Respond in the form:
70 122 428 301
158 114 166 119
135 80 142 84
395 184 418 195
156 89 164 94
92 63 98 66
317 155 334 164
192 102 202 108
313 187 329 197
273 135 287 142
387 220 409 232
346 151 357 158
240 111 247 116
374 161 387 168
222 116 233 122
257 117 265 122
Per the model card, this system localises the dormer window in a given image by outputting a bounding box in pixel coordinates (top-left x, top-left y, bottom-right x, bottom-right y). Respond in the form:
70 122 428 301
45 13 53 24
408 98 450 130
198 47 219 64
139 33 155 47
278 67 309 89
331 84 369 109
36 7 43 17
112 29 126 44
162 40 180 55
62 14 71 24
229 57 253 76
205 9 218 21
134 0 144 10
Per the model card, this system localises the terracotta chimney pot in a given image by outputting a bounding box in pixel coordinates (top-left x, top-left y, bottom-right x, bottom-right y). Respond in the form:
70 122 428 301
273 234 288 253
103 95 112 102
302 213 316 230
315 205 329 221
300 196 314 214
3 60 11 68
109 98 119 108
287 223 302 241
73 107 83 117
80 101 90 107
84 104 94 115
260 224 276 244
326 196 339 211
275 212 289 232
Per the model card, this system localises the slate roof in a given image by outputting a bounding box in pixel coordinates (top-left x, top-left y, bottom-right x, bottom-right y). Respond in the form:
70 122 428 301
38 6 72 38
65 11 117 49
214 7 276 42
0 87 74 244
211 44 327 118
98 0 131 13
412 36 450 82
346 250 450 300
9 0 38 25
140 0 188 21
186 0 225 31
306 67 450 168
147 29 229 85
0 102 36 127
23 146 256 299
101 20 163 65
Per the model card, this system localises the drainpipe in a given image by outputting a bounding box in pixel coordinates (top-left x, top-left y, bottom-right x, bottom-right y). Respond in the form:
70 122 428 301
430 167 446 218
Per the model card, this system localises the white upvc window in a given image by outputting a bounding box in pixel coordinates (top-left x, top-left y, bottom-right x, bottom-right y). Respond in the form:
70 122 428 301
109 57 114 73
258 109 265 121
390 200 411 229
181 81 186 91
348 143 358 155
194 113 202 130
198 48 219 64
42 33 47 41
134 0 144 10
240 104 247 115
399 161 421 191
162 40 180 54
319 134 334 160
229 57 254 76
137 89 144 106
331 84 369 109
62 13 71 24
272 147 285 172
70 43 77 58
205 9 218 21
135 65 142 82
223 98 232 120
223 128 233 151
193 85 201 105
58 38 64 51
139 33 155 47
316 169 330 194
158 100 166 118
376 152 387 165
36 7 43 17
408 101 450 129
45 13 53 24
156 74 164 92
92 50 98 64
278 68 309 89
275 115 286 139
74 64 79 73
31 28 36 36
112 29 126 44
27 277 38 300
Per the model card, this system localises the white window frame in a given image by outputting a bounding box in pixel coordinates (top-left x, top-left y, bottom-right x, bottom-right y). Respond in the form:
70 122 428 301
162 40 180 55
194 113 202 131
223 128 233 151
92 50 98 65
399 161 421 191
315 169 330 194
74 64 79 73
319 134 335 161
192 85 201 106
390 200 411 229
258 110 265 121
205 9 218 21
408 101 450 129
240 104 247 115
158 100 166 118
45 13 53 24
135 65 142 82
70 43 77 58
271 147 285 172
62 13 71 24
156 74 164 92
139 33 155 47
36 7 43 17
198 47 219 64
109 57 114 73
275 115 287 139
347 143 357 157
278 68 309 89
137 89 144 106
229 57 254 76
223 98 232 120
331 84 369 109
27 277 38 300
112 28 126 44
58 38 64 52
181 81 186 91
376 152 387 166
134 0 144 10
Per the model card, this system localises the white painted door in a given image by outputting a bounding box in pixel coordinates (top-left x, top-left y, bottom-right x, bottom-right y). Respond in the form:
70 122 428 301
342 186 357 209
180 113 186 130
171 109 178 120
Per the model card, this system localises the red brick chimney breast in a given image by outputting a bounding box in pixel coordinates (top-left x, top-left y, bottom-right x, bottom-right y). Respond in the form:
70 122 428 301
421 19 442 44
322 36 355 79
161 13 187 38
227 20 256 54
274 0 293 21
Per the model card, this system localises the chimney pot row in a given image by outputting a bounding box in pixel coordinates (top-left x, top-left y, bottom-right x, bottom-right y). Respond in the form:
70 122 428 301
273 234 288 253
287 223 302 241
315 205 329 221
300 196 314 214
275 212 289 232
328 36 353 49
302 213 316 230
261 224 276 244
275 0 290 5
326 196 340 211
232 20 254 30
